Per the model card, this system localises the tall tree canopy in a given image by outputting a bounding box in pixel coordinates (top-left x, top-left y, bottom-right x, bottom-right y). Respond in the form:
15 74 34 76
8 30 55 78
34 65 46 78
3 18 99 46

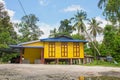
0 2 18 62
100 25 120 62
18 14 44 42
58 19 73 36
98 0 120 32
0 2 17 48
98 0 120 62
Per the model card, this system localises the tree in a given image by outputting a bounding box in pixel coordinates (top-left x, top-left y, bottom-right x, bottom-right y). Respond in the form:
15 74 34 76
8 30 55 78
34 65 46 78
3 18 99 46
88 18 103 41
72 11 101 56
0 2 17 48
49 28 58 38
98 0 120 32
103 25 116 46
18 14 44 42
98 0 120 62
0 2 17 62
87 18 103 57
101 25 120 62
58 19 73 36
72 10 87 36
112 35 120 62
88 41 99 57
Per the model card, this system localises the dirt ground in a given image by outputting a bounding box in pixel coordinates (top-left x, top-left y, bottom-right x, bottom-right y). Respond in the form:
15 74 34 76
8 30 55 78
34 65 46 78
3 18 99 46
0 64 120 80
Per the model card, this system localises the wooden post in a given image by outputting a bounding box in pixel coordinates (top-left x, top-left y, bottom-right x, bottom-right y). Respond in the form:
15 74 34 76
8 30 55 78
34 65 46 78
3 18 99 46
20 48 23 64
40 48 44 64
40 49 41 64
70 58 72 65
81 58 84 64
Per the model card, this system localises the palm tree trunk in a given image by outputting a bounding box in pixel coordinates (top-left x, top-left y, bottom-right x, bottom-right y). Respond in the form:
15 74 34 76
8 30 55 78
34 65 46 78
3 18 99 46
84 30 101 55
119 21 120 34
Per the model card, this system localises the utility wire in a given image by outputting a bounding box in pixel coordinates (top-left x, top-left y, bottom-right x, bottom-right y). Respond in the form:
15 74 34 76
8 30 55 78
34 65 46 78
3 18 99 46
18 0 27 16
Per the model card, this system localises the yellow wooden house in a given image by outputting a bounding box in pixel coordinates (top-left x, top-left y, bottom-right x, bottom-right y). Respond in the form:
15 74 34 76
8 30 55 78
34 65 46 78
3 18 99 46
10 36 88 64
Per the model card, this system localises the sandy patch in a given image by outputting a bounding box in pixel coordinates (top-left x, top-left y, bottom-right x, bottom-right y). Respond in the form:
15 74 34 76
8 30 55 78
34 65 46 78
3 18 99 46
0 64 120 80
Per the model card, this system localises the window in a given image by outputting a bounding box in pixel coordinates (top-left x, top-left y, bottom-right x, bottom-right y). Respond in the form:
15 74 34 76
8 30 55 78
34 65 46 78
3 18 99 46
61 42 68 57
73 42 80 57
48 42 55 57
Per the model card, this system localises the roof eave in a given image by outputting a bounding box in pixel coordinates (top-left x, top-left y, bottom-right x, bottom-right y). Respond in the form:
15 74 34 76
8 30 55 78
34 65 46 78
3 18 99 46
18 40 40 45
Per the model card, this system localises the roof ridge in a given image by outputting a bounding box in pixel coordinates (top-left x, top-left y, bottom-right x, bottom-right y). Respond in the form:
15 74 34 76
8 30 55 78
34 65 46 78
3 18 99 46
55 35 73 39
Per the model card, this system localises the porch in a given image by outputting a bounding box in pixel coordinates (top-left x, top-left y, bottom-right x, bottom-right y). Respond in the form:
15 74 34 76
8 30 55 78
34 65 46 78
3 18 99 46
10 45 44 64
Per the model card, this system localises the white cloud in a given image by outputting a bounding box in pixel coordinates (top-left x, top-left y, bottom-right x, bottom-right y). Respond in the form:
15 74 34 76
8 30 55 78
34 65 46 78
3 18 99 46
39 0 48 6
0 0 5 4
96 34 103 43
95 16 111 28
12 19 21 23
5 9 15 18
38 22 59 38
63 5 85 12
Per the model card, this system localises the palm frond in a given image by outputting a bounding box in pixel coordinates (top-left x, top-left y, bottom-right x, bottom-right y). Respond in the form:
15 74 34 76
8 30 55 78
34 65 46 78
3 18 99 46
98 0 107 9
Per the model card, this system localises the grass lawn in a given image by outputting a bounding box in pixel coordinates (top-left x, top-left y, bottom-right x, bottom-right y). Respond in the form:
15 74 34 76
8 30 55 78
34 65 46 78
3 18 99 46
84 60 120 67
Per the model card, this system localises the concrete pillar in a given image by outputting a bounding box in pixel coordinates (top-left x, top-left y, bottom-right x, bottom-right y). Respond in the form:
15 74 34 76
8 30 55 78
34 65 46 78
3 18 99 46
56 59 59 64
78 59 81 64
70 58 73 65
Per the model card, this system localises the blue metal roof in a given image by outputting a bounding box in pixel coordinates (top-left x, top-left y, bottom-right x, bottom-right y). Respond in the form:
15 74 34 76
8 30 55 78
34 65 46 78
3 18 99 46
40 36 88 43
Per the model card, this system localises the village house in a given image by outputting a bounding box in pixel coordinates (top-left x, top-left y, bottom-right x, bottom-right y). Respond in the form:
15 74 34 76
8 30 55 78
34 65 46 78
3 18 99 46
10 36 88 64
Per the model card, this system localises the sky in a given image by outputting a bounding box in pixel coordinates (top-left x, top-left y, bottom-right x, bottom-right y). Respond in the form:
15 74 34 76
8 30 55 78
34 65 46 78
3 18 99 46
1 0 107 41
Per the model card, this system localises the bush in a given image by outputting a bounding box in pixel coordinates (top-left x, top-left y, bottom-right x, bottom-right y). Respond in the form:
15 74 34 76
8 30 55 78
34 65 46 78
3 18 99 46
1 53 19 62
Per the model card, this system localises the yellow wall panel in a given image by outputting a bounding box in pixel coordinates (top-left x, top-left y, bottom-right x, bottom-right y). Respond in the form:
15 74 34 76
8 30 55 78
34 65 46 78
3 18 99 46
44 42 49 58
43 42 85 59
80 43 84 58
68 42 73 58
55 42 61 58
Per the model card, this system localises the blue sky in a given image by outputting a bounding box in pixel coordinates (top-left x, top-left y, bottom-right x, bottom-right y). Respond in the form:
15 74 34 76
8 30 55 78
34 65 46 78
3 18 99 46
4 0 103 24
1 0 106 41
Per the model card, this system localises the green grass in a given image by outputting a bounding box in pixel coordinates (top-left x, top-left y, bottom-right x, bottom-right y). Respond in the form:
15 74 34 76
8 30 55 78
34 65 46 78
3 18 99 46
84 60 120 67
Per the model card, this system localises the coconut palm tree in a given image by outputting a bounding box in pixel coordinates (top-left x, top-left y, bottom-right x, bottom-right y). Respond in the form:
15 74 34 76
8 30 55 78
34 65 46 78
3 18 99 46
88 18 103 41
72 11 102 55
72 10 87 36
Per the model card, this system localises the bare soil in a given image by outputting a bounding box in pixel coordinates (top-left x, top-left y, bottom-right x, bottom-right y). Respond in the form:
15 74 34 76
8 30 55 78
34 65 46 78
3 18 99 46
0 64 120 80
